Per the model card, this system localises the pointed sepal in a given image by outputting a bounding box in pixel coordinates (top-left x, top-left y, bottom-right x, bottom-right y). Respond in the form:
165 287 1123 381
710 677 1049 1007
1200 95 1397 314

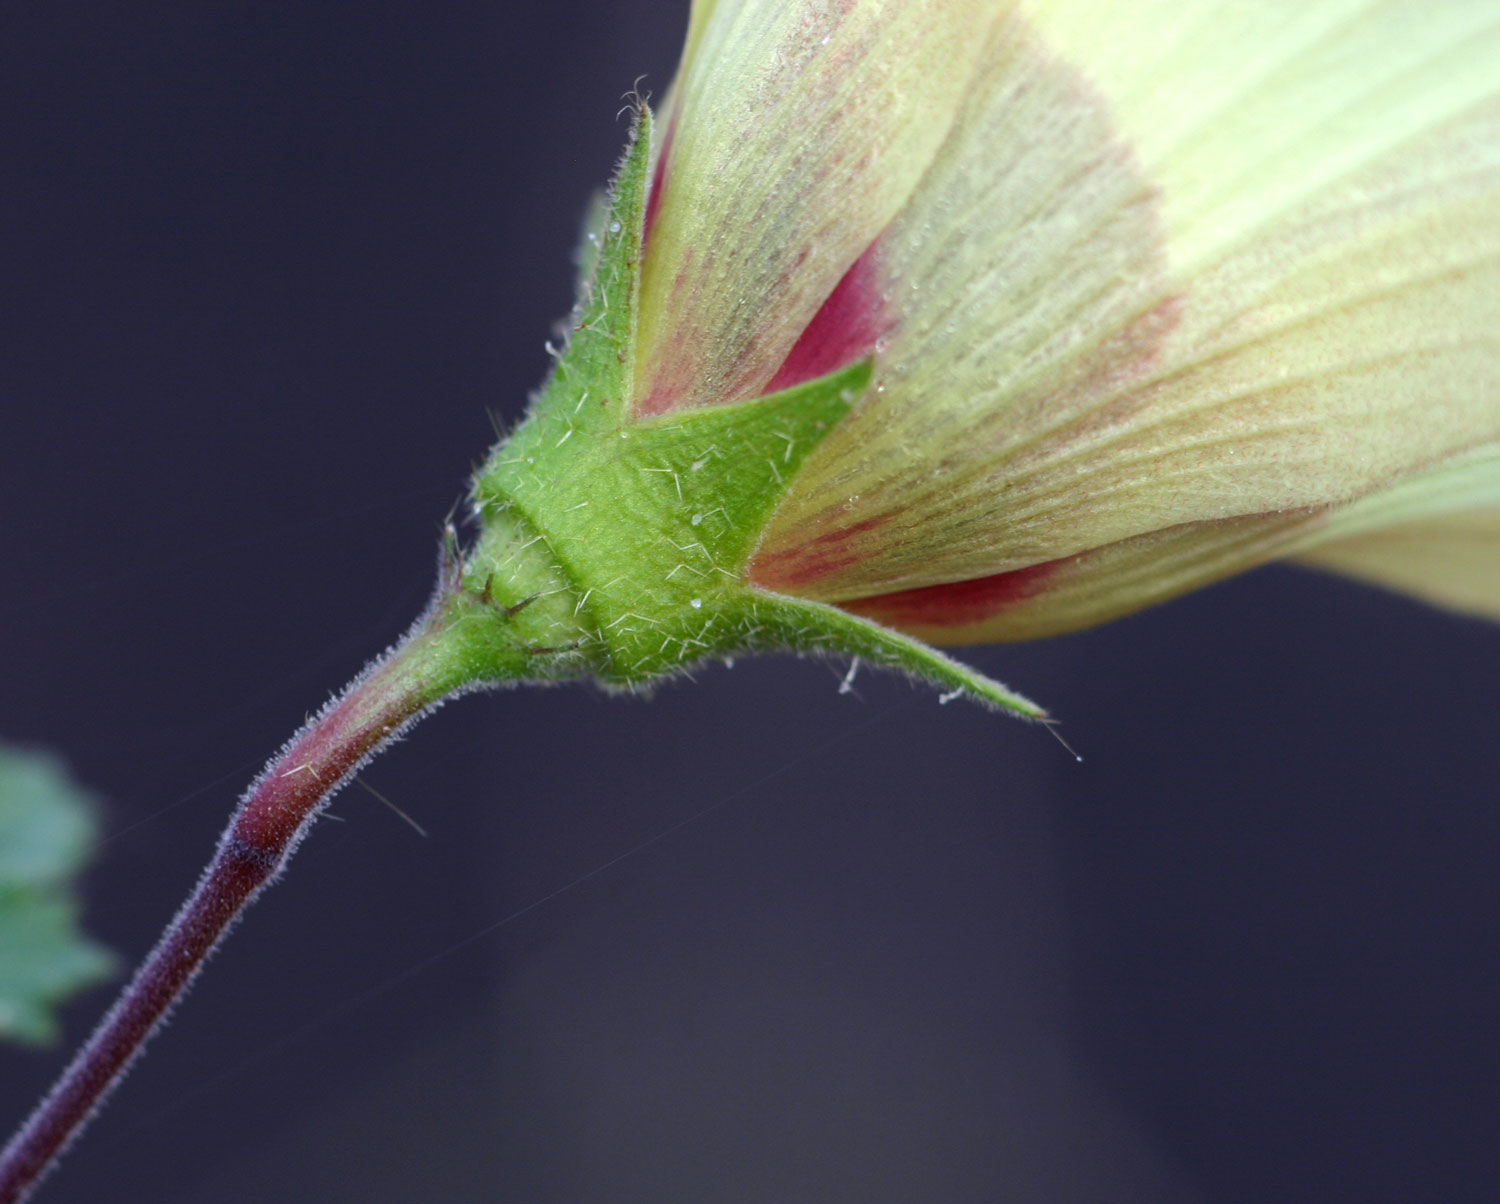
742 592 1048 720
476 360 870 683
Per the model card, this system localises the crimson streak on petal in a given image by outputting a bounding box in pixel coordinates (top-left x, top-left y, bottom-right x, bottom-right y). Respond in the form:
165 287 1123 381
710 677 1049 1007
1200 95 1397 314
763 244 890 395
839 561 1058 630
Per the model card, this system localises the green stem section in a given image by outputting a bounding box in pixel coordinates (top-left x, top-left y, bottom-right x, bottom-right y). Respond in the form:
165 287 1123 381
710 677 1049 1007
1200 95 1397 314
0 567 549 1204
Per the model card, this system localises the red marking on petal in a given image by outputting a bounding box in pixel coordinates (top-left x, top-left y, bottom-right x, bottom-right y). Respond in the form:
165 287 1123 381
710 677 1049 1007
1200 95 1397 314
637 373 688 416
1119 291 1183 381
634 240 698 416
748 515 891 589
839 562 1058 629
642 113 677 249
763 244 889 395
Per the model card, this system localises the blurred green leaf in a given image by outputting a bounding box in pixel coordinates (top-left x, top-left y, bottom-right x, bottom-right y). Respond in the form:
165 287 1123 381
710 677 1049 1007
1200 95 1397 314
0 746 116 1046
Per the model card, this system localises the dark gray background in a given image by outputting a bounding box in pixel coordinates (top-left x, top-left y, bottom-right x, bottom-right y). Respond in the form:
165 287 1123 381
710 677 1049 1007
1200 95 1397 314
3 4 1498 1201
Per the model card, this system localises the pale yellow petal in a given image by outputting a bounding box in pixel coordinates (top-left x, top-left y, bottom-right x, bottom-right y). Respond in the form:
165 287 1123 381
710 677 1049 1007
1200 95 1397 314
843 509 1319 644
1299 513 1500 622
1296 445 1500 620
845 445 1500 643
752 1 1500 616
633 0 1006 415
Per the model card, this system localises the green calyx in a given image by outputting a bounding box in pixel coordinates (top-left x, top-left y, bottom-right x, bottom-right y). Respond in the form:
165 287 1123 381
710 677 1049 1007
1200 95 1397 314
439 106 1043 720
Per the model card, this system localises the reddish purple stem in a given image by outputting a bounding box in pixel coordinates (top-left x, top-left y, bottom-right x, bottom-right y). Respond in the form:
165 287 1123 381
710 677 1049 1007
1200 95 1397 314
0 634 450 1204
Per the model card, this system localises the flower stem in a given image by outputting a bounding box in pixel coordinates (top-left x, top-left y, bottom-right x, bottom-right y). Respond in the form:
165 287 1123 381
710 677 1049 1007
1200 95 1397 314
0 603 480 1204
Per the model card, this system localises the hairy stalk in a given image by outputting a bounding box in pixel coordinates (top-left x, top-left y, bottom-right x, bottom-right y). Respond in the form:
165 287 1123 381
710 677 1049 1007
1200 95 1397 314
0 598 488 1203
